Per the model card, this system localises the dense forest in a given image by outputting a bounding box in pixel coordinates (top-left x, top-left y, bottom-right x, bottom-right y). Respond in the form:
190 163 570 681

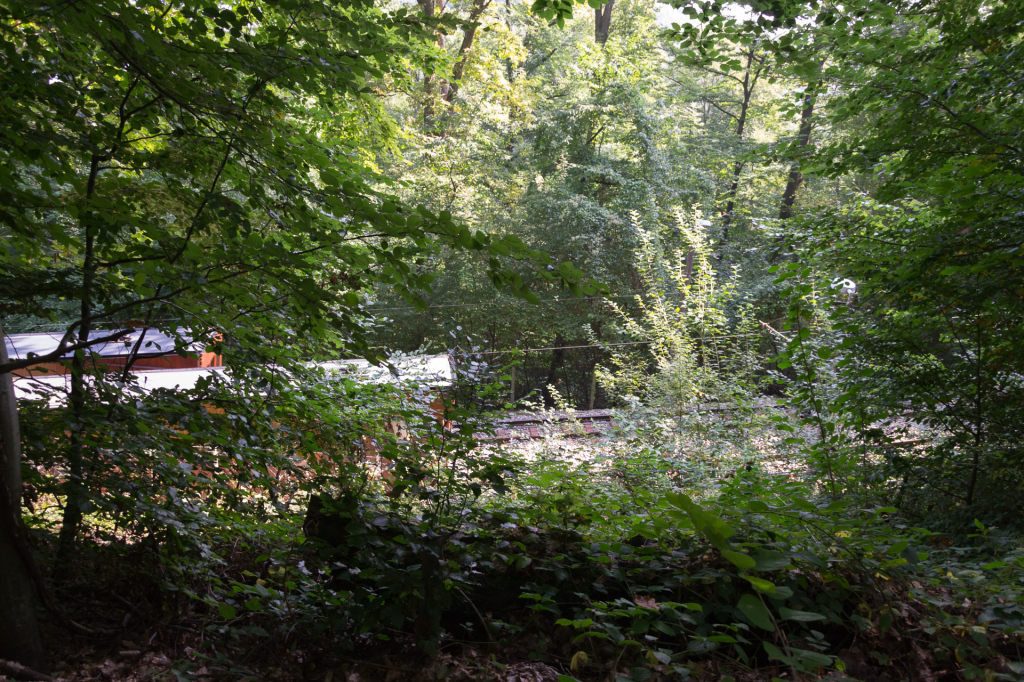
0 0 1022 680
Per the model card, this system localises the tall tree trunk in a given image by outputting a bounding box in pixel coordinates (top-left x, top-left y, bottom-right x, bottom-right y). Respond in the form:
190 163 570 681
777 86 817 221
57 347 90 569
594 0 614 44
720 49 758 245
57 155 101 570
445 0 490 104
0 321 46 670
419 0 443 128
503 0 515 82
542 335 565 408
769 69 821 264
767 57 824 264
721 159 745 245
966 322 984 506
777 59 823 223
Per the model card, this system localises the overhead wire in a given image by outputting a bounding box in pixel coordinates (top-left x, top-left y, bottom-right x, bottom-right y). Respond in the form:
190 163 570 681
455 331 771 355
11 295 645 331
364 294 645 312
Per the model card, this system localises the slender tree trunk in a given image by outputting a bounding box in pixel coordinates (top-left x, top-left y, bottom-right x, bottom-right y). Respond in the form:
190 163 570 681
770 61 823 263
57 155 101 569
445 0 490 104
0 321 46 670
594 0 614 44
588 367 597 410
720 160 745 244
676 248 696 306
720 50 757 245
419 0 443 128
777 87 817 221
966 322 984 506
542 335 565 408
778 60 823 221
504 0 514 81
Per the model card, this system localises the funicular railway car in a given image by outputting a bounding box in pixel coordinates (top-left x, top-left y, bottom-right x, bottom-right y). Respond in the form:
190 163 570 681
6 328 451 404
8 329 453 489
5 327 222 378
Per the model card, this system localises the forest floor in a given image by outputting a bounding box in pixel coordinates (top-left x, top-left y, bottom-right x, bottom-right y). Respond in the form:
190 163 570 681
12 537 983 682
7 411 1015 682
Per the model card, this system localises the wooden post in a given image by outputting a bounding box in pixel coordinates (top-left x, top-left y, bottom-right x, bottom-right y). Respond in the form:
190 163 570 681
588 369 597 411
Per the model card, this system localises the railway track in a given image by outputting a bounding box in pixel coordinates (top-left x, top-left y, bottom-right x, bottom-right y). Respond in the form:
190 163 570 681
474 405 933 445
479 411 617 442
478 405 783 442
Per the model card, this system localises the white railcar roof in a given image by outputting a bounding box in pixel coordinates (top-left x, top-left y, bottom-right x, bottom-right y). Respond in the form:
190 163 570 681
12 354 452 405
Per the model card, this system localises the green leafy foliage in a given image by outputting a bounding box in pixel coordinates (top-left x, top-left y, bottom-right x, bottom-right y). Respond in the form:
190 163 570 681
767 0 1024 533
4 0 1024 679
595 209 765 411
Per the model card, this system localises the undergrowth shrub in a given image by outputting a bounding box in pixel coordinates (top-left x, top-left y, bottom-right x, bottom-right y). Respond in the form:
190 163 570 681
594 208 764 414
21 333 1024 681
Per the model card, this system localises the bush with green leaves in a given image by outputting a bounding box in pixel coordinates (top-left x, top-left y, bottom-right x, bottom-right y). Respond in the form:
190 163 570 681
769 243 1024 536
595 208 764 415
485 455 1024 681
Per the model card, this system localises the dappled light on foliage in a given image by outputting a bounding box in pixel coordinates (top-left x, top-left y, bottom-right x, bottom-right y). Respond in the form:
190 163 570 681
1 0 1023 679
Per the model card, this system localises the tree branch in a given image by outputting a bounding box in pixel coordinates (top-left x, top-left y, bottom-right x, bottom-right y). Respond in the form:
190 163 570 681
166 136 236 265
0 659 56 682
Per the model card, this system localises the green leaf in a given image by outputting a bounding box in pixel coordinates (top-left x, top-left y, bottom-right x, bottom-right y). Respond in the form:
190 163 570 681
778 607 826 622
741 574 777 593
664 492 735 548
763 641 790 664
753 549 791 571
651 651 671 664
628 667 652 681
823 499 849 512
737 594 775 631
899 546 919 566
721 549 756 569
791 648 833 669
218 603 236 620
888 540 909 555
